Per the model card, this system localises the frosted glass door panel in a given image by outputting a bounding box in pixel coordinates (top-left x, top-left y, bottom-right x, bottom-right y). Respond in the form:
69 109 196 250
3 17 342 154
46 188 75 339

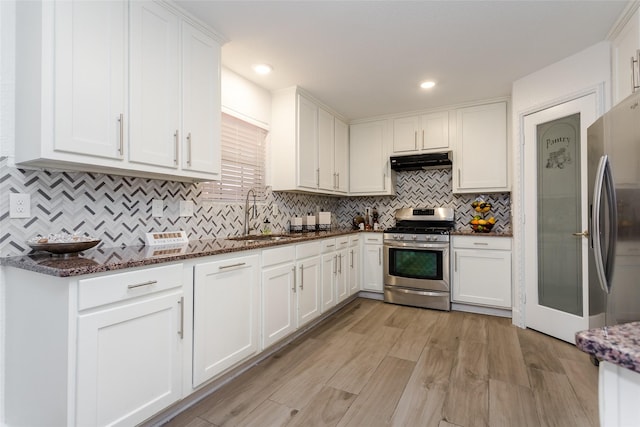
537 113 583 316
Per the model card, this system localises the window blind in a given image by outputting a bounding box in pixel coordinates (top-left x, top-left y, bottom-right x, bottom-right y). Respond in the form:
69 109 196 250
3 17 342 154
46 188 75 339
201 113 267 202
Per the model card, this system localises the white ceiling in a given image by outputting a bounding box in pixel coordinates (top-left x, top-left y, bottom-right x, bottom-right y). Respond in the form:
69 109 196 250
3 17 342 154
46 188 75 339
176 1 629 121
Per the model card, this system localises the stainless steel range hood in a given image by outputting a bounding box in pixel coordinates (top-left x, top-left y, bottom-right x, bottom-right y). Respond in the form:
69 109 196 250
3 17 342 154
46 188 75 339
390 152 452 171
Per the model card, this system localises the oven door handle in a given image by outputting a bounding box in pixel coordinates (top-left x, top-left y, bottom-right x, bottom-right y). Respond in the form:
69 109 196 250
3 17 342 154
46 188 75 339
384 286 448 297
383 242 449 249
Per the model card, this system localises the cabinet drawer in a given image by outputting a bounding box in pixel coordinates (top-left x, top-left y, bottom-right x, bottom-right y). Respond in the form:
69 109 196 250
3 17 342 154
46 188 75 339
78 263 183 310
262 245 296 267
322 238 337 253
296 241 322 259
336 236 349 248
452 236 512 250
362 233 383 245
349 235 361 246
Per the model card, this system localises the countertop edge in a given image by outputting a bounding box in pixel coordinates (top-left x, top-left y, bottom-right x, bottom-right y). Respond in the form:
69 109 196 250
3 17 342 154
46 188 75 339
575 322 640 374
1 229 366 278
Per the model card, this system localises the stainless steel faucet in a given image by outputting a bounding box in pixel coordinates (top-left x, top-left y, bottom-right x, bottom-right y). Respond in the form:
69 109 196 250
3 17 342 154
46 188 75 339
243 188 257 236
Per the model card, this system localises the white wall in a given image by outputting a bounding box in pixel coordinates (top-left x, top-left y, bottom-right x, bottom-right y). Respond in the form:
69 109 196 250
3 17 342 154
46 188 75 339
510 41 612 328
221 67 271 129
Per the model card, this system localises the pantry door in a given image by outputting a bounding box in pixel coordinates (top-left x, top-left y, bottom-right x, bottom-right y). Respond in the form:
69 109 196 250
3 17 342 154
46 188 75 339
523 93 597 343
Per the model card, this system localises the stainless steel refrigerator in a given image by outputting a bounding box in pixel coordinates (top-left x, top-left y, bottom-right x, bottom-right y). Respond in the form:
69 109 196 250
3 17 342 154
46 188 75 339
587 91 640 328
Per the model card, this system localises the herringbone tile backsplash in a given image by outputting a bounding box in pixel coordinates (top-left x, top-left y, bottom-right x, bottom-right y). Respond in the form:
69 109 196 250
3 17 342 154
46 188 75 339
0 157 510 257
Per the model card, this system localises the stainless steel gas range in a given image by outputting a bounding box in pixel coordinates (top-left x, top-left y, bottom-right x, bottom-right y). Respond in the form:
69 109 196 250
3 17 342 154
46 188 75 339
383 207 454 311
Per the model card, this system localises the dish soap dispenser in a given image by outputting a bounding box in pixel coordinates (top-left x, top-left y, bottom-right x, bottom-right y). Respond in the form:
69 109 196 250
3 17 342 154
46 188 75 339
262 218 272 235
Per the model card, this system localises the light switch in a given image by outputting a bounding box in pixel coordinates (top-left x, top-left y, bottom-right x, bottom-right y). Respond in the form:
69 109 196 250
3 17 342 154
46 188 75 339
152 199 164 218
179 200 194 217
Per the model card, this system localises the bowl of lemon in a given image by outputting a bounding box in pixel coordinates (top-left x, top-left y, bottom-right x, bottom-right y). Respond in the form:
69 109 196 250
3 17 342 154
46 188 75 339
469 200 497 233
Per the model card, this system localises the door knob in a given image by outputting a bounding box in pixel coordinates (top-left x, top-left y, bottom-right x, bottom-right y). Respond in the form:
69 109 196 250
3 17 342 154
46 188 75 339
572 231 589 237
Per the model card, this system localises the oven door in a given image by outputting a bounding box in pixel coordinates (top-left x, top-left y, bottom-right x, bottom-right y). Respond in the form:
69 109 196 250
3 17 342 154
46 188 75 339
383 241 449 292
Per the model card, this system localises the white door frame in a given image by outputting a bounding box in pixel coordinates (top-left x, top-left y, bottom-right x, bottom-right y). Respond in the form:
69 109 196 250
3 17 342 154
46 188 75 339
511 84 605 334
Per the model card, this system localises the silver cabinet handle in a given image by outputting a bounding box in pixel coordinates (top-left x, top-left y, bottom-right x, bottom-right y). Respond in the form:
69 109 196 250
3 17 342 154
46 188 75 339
333 255 337 274
338 254 342 274
414 130 418 150
178 297 184 339
473 242 489 246
350 249 354 268
299 265 304 290
292 266 297 293
421 129 425 150
186 132 192 166
174 130 179 165
632 50 640 92
326 244 335 248
378 247 382 265
219 262 247 271
455 253 458 272
127 280 157 290
336 173 340 189
118 113 124 157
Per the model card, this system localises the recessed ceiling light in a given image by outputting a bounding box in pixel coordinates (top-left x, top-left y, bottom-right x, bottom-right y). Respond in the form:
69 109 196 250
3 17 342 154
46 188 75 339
253 64 273 75
420 81 436 89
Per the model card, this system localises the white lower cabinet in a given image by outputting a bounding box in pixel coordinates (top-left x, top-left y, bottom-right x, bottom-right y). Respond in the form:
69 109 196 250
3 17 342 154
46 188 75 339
451 236 512 308
599 361 640 427
296 242 323 327
335 236 350 303
321 250 337 312
193 254 260 387
4 263 184 427
348 235 361 295
261 246 297 350
362 233 384 292
76 290 183 427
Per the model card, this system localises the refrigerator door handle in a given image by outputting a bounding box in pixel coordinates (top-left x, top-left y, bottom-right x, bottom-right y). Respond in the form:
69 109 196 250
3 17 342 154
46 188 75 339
592 155 617 294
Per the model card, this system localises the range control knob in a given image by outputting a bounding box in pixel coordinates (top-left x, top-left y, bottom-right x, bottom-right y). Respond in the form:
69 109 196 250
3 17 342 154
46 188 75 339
412 235 418 241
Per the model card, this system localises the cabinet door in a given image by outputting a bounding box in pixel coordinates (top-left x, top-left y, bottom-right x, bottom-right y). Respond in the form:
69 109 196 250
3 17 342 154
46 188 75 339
262 263 296 350
193 255 260 386
54 0 126 159
297 255 322 326
452 249 511 308
362 244 383 292
182 22 221 176
348 245 360 295
393 115 421 153
334 118 349 193
454 102 508 193
422 111 449 151
336 249 349 303
297 94 319 189
321 253 336 312
349 120 393 194
129 2 180 168
612 8 640 105
76 291 183 427
318 108 335 191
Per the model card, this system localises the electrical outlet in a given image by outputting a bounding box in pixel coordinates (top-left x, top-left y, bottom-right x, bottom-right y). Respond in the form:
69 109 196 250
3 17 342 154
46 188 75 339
9 193 31 218
272 204 279 216
152 199 164 218
179 200 194 217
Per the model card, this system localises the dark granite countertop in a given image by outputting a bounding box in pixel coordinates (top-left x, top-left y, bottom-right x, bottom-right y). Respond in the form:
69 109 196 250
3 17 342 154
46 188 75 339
575 322 640 374
1 229 362 278
450 231 513 237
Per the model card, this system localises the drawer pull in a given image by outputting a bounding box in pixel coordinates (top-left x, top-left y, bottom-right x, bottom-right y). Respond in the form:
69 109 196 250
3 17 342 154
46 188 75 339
473 242 489 246
326 244 335 248
219 262 247 270
127 280 158 290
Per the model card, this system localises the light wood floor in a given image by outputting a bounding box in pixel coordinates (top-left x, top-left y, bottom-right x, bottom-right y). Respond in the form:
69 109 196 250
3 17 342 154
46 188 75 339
164 298 598 427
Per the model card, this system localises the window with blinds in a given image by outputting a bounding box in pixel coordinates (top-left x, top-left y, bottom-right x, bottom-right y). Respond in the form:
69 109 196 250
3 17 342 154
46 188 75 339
201 113 267 201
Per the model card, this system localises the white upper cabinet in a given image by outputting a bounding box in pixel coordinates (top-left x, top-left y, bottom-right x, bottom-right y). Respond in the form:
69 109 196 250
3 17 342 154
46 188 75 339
53 0 128 160
612 6 640 105
181 20 222 176
15 0 223 182
271 86 347 195
349 119 396 195
452 101 509 193
130 1 180 168
392 111 449 154
334 118 349 193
